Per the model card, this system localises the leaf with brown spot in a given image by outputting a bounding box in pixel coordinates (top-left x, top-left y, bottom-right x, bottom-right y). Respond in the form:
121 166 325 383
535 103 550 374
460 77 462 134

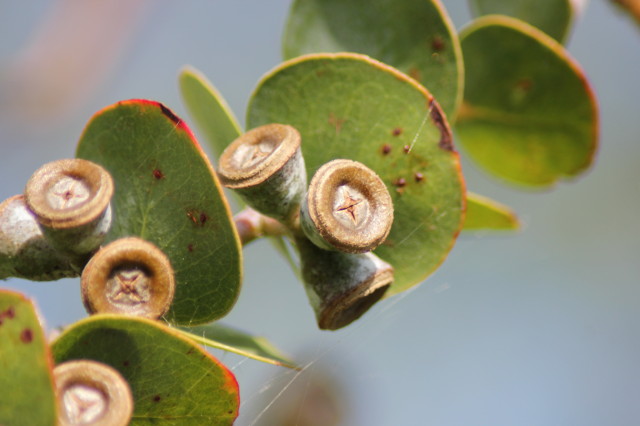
248 53 465 295
76 100 242 324
0 290 56 425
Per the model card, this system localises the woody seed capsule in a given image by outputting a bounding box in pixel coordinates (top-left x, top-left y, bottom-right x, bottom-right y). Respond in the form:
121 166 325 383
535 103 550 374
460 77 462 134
24 159 113 258
81 237 175 319
296 236 393 330
0 195 76 280
54 359 133 426
218 123 306 225
301 159 393 254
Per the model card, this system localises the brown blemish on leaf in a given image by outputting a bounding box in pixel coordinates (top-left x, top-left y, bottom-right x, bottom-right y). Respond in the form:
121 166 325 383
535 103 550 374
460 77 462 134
414 172 424 182
153 395 162 402
159 103 182 126
392 127 403 137
403 145 411 154
429 100 453 151
123 360 130 367
153 169 165 180
20 328 33 343
516 78 533 92
431 36 445 52
0 307 15 325
394 178 407 188
187 244 194 252
381 144 392 155
186 210 208 227
187 210 198 224
328 113 346 134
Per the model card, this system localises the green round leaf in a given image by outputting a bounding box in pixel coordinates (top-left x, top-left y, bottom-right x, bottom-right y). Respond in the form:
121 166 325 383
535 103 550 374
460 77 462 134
0 290 56 425
247 53 465 294
464 192 519 231
52 315 239 425
283 0 463 120
456 16 598 186
469 0 575 43
76 100 242 325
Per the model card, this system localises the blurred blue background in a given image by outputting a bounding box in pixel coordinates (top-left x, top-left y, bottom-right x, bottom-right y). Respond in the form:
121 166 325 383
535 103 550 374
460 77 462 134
1 1 639 425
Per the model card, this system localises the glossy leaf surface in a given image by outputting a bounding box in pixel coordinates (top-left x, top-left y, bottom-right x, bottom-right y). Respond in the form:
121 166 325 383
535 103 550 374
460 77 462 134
248 53 465 294
52 315 239 425
179 66 242 159
456 17 598 186
283 0 463 119
178 323 298 369
464 192 519 230
469 0 575 42
0 290 56 425
76 100 242 324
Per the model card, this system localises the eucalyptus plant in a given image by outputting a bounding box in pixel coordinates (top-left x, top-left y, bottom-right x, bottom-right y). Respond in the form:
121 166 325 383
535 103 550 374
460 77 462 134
1 1 601 424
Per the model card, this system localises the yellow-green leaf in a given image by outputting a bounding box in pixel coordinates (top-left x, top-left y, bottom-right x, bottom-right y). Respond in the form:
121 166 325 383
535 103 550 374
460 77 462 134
456 16 598 187
177 323 298 370
464 192 519 231
0 290 56 425
179 66 242 158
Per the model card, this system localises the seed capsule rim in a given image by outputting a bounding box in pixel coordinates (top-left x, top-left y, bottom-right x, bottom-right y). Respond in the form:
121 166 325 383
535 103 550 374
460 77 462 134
218 123 301 189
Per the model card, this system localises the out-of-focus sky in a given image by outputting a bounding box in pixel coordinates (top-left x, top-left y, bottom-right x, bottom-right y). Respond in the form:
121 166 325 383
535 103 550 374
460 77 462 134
1 1 639 425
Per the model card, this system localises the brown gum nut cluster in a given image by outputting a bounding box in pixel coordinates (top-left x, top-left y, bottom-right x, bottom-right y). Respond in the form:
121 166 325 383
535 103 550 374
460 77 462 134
81 237 175 320
301 159 394 254
218 123 306 224
54 360 133 426
219 125 396 329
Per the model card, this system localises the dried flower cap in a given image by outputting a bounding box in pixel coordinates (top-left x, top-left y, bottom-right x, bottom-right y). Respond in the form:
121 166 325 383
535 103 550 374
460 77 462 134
218 124 306 224
81 237 175 319
24 159 113 230
54 359 133 426
301 159 393 254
